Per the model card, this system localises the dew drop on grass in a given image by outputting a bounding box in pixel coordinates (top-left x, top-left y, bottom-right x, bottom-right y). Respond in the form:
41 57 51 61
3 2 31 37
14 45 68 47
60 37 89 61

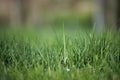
66 68 70 72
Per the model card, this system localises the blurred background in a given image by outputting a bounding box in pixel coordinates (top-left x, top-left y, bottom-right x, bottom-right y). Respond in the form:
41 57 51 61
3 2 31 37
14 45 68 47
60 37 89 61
0 0 120 29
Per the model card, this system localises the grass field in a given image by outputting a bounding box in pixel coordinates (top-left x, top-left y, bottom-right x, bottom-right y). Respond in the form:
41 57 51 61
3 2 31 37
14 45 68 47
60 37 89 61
0 27 120 80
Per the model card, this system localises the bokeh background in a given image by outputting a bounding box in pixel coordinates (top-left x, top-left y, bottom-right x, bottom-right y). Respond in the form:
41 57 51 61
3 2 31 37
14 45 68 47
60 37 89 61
0 0 120 29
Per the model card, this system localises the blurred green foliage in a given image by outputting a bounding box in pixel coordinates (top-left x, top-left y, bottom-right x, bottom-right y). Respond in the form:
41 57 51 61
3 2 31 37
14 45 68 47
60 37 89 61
51 12 92 29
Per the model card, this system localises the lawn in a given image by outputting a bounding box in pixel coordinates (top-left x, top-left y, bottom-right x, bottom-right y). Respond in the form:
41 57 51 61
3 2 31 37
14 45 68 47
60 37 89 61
0 26 120 80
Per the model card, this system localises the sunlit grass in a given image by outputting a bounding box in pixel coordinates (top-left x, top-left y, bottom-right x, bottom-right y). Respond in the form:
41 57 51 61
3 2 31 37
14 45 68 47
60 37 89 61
0 27 120 80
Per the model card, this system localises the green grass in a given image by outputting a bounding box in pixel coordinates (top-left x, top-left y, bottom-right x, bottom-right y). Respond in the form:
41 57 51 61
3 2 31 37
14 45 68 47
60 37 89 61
0 27 120 80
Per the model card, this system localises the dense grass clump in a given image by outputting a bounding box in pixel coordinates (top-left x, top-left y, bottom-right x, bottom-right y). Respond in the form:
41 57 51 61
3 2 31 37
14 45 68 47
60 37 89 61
0 28 120 80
